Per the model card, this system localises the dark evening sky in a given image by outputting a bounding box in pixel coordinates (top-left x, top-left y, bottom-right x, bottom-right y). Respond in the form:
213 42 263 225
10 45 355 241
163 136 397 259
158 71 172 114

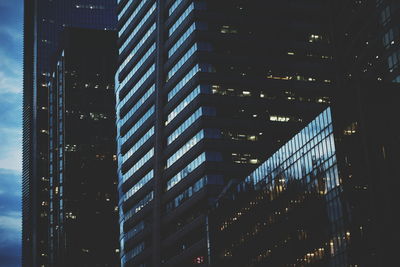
0 0 23 266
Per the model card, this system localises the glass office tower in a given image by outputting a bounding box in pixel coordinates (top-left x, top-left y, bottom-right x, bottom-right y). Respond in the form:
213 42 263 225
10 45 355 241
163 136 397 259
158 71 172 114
210 108 349 266
47 28 119 267
23 1 116 266
115 0 333 266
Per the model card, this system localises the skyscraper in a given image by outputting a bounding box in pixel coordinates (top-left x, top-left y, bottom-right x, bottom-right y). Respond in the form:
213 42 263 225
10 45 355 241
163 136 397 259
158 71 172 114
329 0 400 265
115 0 333 266
47 28 119 267
23 1 116 266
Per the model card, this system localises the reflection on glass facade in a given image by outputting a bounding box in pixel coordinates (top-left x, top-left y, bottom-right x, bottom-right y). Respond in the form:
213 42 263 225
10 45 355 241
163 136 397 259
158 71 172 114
211 108 349 266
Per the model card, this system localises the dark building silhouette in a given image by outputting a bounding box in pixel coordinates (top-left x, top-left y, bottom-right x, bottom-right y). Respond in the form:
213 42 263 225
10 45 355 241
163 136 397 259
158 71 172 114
22 1 116 266
47 28 119 267
115 0 333 266
329 0 400 265
210 108 350 266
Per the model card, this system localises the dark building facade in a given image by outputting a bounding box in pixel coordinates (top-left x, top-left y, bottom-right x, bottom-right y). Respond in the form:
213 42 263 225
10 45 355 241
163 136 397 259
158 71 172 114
329 0 400 265
210 108 350 266
22 1 116 266
47 28 119 267
115 0 334 266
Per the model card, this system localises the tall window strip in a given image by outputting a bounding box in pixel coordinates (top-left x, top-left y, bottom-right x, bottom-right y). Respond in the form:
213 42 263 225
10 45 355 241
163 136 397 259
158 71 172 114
122 127 155 163
123 170 154 202
119 43 156 89
118 84 155 129
169 0 183 15
118 64 155 108
120 2 156 53
169 3 194 36
120 105 155 145
119 0 150 36
119 23 156 73
168 23 196 58
167 43 198 80
118 0 133 20
167 130 204 168
166 85 203 125
122 148 154 183
168 64 200 101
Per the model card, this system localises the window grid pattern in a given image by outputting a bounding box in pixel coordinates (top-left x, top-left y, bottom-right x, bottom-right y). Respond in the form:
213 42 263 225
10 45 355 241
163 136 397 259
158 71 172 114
166 85 201 125
168 64 200 101
167 130 205 168
118 84 155 129
118 64 155 108
125 191 154 221
168 23 196 58
123 170 154 202
120 105 155 146
120 2 156 53
122 148 154 183
125 221 145 243
167 106 216 145
122 127 155 164
118 23 156 73
121 242 145 266
166 176 207 212
167 43 198 80
169 0 184 15
120 43 156 89
167 153 206 191
169 3 194 37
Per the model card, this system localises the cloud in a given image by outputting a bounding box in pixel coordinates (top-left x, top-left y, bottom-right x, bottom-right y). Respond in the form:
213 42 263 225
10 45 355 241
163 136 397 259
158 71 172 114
0 169 21 267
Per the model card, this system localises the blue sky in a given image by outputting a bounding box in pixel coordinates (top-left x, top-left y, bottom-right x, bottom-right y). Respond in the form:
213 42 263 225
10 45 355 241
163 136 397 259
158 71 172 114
0 0 23 266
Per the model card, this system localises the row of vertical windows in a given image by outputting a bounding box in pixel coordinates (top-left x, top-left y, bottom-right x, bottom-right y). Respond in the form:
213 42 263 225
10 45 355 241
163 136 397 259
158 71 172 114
123 170 154 202
118 84 155 129
119 23 156 73
166 176 207 212
168 64 199 101
121 242 145 265
167 106 216 145
120 2 156 53
120 43 156 89
167 130 205 168
125 191 154 221
169 3 194 36
167 43 198 80
122 148 154 183
118 64 155 108
168 23 196 58
122 127 155 164
120 105 154 145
